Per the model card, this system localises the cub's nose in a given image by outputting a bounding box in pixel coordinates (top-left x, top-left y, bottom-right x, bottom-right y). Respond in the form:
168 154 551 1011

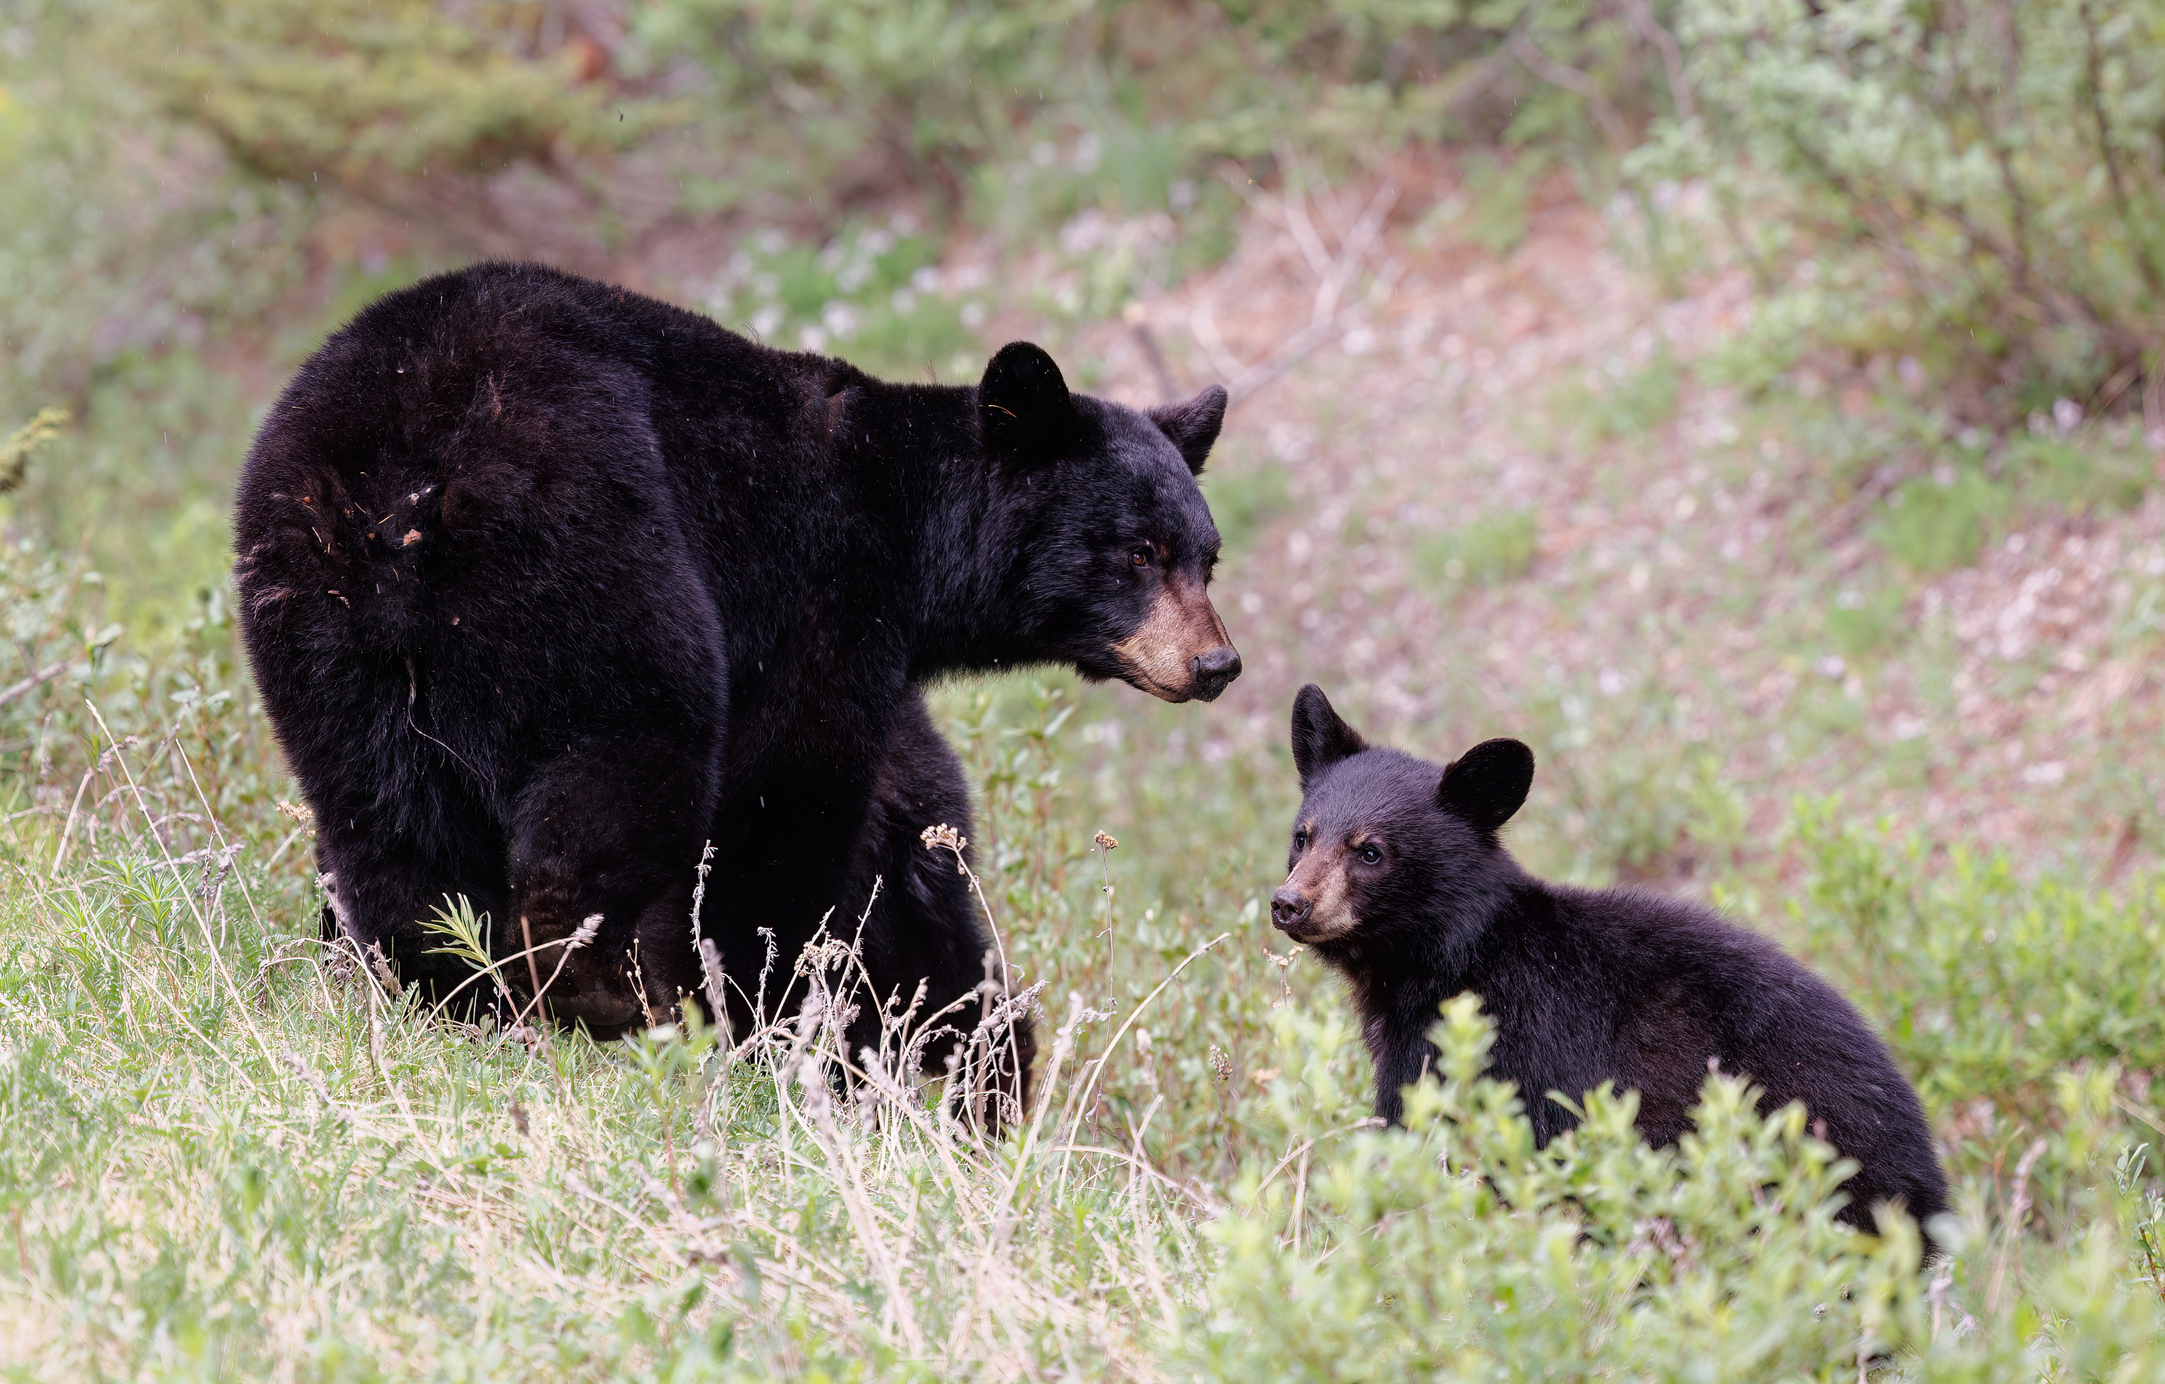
1189 645 1242 700
1270 886 1312 934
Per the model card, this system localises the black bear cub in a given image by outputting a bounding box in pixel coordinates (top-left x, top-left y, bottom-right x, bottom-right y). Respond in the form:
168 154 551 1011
1272 684 1947 1241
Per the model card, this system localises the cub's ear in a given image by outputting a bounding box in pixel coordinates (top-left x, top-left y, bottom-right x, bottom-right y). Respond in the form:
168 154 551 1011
979 342 1075 465
1437 739 1535 834
1290 683 1366 789
1148 384 1228 476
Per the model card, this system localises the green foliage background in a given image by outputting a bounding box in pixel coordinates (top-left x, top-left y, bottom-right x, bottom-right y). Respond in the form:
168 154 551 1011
3 0 2165 1376
1636 0 2165 415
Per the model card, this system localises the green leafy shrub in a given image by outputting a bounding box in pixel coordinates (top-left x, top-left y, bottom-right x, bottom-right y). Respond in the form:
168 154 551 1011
1195 996 2165 1380
1594 344 1684 439
635 0 1682 228
632 0 1097 213
1209 0 1686 154
0 1 645 404
978 106 1206 231
2005 431 2155 515
1207 1010 1888 1377
2123 1146 2165 1307
1414 146 1559 255
1541 344 1687 450
132 0 653 191
1863 427 2154 574
1781 801 2165 1191
0 55 312 399
1639 0 2165 415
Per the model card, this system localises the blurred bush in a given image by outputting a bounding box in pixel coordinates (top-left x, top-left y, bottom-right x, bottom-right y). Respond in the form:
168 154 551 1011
634 0 1681 219
1526 677 1746 883
0 50 308 401
0 407 65 494
1 0 1684 409
136 0 654 191
633 0 1097 214
16 0 2165 434
1863 428 2155 574
1636 0 2165 420
0 0 657 402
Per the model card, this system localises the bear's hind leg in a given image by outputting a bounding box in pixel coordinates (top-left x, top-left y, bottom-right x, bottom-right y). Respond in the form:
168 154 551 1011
846 700 1038 1131
315 807 509 1013
501 731 721 1036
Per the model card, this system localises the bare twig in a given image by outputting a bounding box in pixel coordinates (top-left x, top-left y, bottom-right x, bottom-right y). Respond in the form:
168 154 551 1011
511 912 602 1032
0 659 69 710
1621 0 1695 125
1193 180 1401 406
1122 304 1181 401
1093 830 1118 977
52 732 137 871
1509 33 1632 147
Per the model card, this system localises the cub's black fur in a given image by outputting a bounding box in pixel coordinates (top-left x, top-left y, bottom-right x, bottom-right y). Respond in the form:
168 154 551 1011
234 261 1240 1107
1272 684 1947 1241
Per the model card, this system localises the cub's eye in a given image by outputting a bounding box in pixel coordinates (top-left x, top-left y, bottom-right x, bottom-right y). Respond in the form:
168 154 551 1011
1357 843 1383 866
1128 546 1153 568
1292 830 1308 851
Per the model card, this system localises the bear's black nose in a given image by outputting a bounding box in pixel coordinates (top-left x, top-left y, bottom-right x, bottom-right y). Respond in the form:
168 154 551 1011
1190 645 1242 699
1270 886 1311 933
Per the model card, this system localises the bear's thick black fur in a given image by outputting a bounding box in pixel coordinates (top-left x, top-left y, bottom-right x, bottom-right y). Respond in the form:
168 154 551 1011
1271 685 1947 1242
233 261 1239 1105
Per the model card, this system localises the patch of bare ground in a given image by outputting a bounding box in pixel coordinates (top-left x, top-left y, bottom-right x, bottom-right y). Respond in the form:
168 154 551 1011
276 147 2164 889
1906 512 2165 869
1057 156 2165 888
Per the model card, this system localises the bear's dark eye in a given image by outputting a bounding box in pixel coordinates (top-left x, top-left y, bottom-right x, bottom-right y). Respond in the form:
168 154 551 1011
1129 546 1152 569
1357 843 1382 866
1293 830 1308 851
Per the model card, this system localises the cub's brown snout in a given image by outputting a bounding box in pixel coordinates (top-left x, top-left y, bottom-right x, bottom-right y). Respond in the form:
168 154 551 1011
1270 840 1357 943
1269 886 1312 933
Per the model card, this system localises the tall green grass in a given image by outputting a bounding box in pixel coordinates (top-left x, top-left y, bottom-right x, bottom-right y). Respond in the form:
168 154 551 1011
2 617 2162 1376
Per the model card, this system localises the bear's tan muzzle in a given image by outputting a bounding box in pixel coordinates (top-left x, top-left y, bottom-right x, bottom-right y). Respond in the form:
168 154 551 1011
1111 574 1241 702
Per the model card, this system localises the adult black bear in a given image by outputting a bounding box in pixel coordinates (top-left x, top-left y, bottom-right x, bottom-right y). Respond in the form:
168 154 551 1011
1270 685 1946 1242
234 262 1240 1107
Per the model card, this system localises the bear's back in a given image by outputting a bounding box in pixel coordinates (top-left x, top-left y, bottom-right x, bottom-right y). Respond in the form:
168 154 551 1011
1560 885 1889 1086
1556 884 1946 1227
306 262 820 449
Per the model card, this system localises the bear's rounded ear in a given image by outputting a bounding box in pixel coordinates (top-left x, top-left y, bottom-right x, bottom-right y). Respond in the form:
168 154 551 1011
979 342 1075 466
1291 683 1366 789
1148 384 1228 476
1437 739 1535 834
